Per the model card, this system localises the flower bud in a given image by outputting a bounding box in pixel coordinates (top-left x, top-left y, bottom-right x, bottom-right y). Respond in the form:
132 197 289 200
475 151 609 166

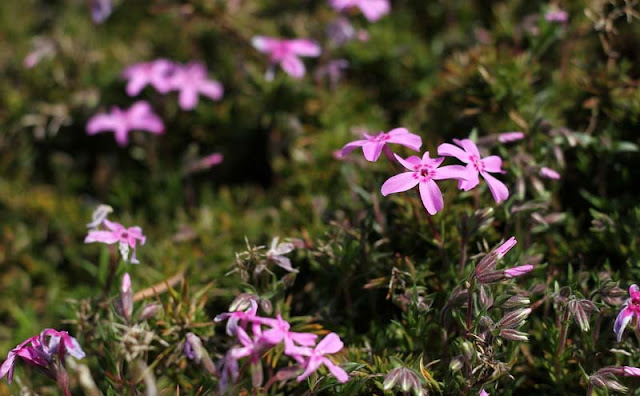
496 308 531 329
184 332 203 363
504 265 534 279
115 273 133 322
139 303 162 321
383 367 425 395
495 237 517 259
476 270 506 284
499 328 529 342
502 295 531 309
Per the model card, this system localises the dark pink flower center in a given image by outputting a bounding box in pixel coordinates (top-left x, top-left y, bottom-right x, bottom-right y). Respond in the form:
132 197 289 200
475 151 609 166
469 155 485 172
415 165 435 182
372 132 391 142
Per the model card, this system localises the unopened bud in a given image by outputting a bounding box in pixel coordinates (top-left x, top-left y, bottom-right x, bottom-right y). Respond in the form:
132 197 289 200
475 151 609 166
475 253 498 276
499 328 529 342
495 237 517 259
229 293 258 312
139 303 162 321
184 332 203 363
502 295 531 309
496 308 531 329
449 357 464 371
115 273 133 322
504 265 534 279
478 285 493 309
476 270 507 284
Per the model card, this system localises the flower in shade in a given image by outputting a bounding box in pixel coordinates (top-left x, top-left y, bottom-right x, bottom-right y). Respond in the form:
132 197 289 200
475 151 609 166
251 36 321 80
504 265 534 278
338 127 422 162
437 139 509 203
215 300 260 336
545 9 569 23
498 132 525 143
168 62 224 110
84 220 146 264
614 284 640 342
381 152 469 215
86 101 164 146
90 0 112 24
122 59 176 96
539 167 561 180
266 238 299 273
295 333 349 383
0 329 85 384
329 0 390 22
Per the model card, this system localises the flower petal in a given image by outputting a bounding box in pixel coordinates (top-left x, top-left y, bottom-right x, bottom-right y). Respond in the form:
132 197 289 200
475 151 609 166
419 179 444 215
316 333 344 354
199 80 224 101
280 56 306 79
381 172 419 196
437 142 470 163
288 39 322 57
481 172 509 203
394 154 422 170
614 307 634 342
481 156 503 173
323 358 349 383
460 139 480 157
362 141 384 161
433 165 470 181
386 128 422 151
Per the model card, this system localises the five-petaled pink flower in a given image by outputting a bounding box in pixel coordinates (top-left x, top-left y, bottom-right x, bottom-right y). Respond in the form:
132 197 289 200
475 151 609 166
381 152 469 215
122 59 175 96
251 36 321 80
437 139 509 203
168 62 224 110
614 284 640 342
0 329 85 384
338 127 422 162
295 332 349 383
84 220 146 264
329 0 390 22
86 101 164 146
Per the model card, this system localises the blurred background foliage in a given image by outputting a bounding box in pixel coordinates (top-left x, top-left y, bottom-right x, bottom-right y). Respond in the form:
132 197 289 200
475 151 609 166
1 0 640 394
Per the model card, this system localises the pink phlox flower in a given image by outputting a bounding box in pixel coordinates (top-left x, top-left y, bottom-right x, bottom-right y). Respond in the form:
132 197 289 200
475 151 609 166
295 332 349 383
614 284 640 342
168 62 224 110
0 329 85 384
381 151 469 215
266 237 298 273
251 36 321 80
84 219 146 264
214 300 260 336
259 314 318 355
339 127 422 162
329 0 390 22
86 101 164 146
540 167 561 180
504 264 534 279
122 59 176 96
498 132 525 143
437 138 509 203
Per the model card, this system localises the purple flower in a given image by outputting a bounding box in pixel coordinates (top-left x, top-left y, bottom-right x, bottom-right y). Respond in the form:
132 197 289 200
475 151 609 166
614 284 640 342
295 332 349 383
86 101 164 146
84 220 146 264
437 139 509 203
259 314 318 354
90 0 112 24
339 127 422 162
251 36 321 80
168 62 224 110
229 327 267 386
184 333 204 363
545 9 569 23
381 152 469 215
498 132 525 143
540 167 561 180
122 59 176 96
215 300 260 336
329 0 390 22
504 265 534 278
0 329 85 384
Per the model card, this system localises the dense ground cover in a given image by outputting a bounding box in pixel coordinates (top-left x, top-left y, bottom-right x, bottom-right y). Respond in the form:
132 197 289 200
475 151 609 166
1 0 640 394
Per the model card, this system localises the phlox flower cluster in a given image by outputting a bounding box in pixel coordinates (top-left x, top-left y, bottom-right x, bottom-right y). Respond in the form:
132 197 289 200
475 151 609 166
0 329 85 384
214 300 348 389
251 37 322 80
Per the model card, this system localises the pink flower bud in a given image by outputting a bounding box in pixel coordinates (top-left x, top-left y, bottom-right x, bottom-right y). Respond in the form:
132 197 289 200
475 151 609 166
495 237 517 259
504 265 534 279
497 132 525 143
540 167 561 180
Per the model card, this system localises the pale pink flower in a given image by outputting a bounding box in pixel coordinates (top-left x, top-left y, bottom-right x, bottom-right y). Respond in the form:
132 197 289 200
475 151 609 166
0 329 85 384
266 238 298 273
498 132 525 143
437 139 509 203
168 62 224 110
329 0 390 22
122 59 176 96
86 101 164 146
545 9 569 23
338 127 422 162
84 220 146 263
251 36 321 80
295 332 349 383
614 284 640 342
381 152 469 215
539 167 561 180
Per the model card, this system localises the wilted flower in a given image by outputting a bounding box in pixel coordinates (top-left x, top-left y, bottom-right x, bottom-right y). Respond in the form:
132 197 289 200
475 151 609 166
0 329 85 384
338 127 422 162
381 152 469 215
251 36 321 80
539 167 561 180
326 17 366 46
86 101 164 146
329 0 390 22
614 284 640 342
266 237 298 273
122 59 176 96
84 220 146 263
86 204 113 229
567 299 598 332
437 139 509 203
295 333 348 383
168 62 224 110
383 367 427 396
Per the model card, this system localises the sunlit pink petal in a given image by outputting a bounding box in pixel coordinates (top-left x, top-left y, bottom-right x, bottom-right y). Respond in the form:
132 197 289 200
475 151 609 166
381 172 420 196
